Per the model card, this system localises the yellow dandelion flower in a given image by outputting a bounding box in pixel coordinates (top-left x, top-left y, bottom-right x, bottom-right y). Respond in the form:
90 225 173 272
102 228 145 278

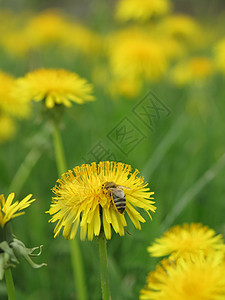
184 57 214 79
24 10 68 47
171 57 214 85
140 252 225 300
214 37 225 74
108 28 168 81
109 77 142 99
0 115 16 143
47 161 156 241
0 193 35 228
24 10 101 55
0 71 31 118
115 0 171 22
1 30 31 57
160 37 185 60
158 14 202 45
0 10 32 57
148 223 225 258
12 68 95 109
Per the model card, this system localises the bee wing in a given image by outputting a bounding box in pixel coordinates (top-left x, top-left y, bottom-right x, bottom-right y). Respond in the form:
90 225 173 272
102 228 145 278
108 188 125 197
117 185 131 190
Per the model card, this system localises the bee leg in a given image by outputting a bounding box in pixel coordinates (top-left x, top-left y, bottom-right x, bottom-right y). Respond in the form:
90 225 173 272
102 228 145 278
125 229 133 236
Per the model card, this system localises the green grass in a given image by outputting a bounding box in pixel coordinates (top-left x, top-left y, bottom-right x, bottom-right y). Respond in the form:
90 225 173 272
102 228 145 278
1 4 225 300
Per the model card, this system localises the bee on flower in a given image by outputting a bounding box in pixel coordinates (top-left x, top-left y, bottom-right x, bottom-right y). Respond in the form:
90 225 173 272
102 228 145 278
47 161 156 241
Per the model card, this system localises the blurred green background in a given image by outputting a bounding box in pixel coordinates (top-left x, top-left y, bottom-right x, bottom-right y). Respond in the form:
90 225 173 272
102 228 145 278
0 0 225 299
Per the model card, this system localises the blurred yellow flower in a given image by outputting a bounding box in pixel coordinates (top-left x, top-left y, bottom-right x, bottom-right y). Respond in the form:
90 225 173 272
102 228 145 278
0 115 16 143
0 10 33 57
140 252 225 300
24 10 68 47
171 57 214 85
160 37 185 60
148 223 225 257
24 10 101 55
0 193 35 228
108 28 168 81
13 68 95 109
0 71 31 118
47 161 156 241
214 37 225 74
109 77 142 99
115 0 171 22
158 14 202 46
1 30 31 57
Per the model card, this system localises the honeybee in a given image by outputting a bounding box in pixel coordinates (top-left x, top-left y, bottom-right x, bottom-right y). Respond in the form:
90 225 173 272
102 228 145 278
103 182 130 214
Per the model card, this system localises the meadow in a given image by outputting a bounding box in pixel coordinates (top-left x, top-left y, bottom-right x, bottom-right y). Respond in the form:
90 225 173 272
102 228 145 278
0 0 225 299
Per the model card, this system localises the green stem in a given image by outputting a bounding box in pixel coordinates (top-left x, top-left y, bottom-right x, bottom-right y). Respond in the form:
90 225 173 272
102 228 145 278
5 268 15 300
70 238 87 300
98 232 111 300
52 121 67 176
52 120 87 300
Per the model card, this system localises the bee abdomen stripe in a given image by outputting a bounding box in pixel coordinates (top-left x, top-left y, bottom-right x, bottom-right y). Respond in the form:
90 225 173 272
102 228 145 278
114 200 126 207
113 196 125 202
